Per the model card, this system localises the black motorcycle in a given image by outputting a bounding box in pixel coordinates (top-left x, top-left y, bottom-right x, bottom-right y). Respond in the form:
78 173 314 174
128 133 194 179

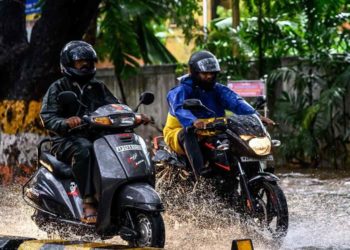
23 91 165 247
153 99 288 238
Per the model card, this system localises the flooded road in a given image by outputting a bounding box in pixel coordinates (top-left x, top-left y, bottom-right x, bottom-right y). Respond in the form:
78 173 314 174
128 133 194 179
279 171 350 250
1 169 350 249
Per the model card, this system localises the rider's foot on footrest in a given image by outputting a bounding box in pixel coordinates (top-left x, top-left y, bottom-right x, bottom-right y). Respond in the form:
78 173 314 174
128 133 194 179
199 167 212 177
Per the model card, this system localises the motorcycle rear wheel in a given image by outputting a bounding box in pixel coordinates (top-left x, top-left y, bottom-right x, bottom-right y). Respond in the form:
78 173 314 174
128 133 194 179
127 211 165 248
251 181 289 238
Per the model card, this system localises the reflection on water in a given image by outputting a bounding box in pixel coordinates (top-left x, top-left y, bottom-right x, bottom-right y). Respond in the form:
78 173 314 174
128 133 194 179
0 170 350 249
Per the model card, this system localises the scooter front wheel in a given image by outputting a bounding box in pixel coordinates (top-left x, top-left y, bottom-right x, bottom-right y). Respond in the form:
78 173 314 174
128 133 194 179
128 211 165 248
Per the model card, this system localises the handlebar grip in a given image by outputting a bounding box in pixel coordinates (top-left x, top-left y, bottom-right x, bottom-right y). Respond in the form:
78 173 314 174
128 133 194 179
67 122 88 133
186 125 195 133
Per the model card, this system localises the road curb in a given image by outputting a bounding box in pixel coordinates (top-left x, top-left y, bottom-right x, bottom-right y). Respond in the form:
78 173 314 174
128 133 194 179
18 239 159 249
0 235 35 250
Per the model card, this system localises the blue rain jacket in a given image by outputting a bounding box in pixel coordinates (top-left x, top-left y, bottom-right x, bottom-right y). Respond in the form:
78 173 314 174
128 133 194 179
167 75 257 128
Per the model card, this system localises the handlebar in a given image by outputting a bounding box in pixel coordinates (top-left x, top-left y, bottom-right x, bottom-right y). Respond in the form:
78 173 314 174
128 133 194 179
187 119 227 133
66 112 155 133
66 115 92 133
67 122 89 133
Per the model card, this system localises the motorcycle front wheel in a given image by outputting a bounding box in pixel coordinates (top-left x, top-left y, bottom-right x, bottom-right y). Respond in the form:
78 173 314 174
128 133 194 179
127 211 165 248
251 181 289 238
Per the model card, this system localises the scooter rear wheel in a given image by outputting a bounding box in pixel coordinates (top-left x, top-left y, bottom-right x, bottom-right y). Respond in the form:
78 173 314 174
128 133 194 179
128 211 165 248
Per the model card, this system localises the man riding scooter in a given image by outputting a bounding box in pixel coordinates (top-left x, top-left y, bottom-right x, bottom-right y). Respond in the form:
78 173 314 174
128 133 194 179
164 50 275 180
40 40 150 224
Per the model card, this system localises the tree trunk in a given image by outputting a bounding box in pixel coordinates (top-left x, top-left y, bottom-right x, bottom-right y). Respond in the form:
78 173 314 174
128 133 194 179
14 0 101 100
0 0 28 99
0 0 101 126
231 0 240 57
211 0 221 20
0 0 101 184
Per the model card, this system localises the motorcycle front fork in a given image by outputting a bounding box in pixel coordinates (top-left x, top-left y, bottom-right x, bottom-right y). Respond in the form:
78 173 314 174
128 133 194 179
236 161 256 214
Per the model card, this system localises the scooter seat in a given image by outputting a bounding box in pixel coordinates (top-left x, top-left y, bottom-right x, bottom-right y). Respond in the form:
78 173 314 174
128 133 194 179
40 151 73 179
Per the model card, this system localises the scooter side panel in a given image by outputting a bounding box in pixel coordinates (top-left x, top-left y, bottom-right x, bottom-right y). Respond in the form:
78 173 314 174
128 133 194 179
25 167 82 219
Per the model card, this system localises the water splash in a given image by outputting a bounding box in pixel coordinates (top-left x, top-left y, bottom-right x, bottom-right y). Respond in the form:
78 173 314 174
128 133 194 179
1 169 350 249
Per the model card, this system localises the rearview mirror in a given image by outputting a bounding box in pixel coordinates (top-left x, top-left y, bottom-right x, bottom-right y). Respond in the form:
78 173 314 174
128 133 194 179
253 96 266 110
57 91 78 106
139 91 155 105
183 99 204 110
134 91 155 112
183 98 217 118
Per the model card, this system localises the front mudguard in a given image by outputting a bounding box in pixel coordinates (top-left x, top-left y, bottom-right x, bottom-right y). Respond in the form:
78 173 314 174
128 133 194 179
117 183 164 212
247 172 279 186
96 182 163 235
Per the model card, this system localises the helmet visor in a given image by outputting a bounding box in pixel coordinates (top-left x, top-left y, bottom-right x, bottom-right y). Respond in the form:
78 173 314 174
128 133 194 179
70 46 97 62
196 58 221 72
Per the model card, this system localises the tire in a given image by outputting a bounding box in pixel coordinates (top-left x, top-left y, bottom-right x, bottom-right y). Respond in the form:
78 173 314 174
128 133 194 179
32 210 49 229
128 211 165 248
251 181 289 238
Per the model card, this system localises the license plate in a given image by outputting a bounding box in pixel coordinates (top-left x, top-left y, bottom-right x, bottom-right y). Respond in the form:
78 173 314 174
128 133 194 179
240 155 274 162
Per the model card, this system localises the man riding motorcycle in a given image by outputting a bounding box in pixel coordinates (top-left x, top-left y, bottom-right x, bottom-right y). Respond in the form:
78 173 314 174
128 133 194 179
163 50 274 180
40 41 149 224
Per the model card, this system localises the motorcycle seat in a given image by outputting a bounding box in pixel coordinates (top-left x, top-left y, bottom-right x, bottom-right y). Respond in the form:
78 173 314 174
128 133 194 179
40 151 73 179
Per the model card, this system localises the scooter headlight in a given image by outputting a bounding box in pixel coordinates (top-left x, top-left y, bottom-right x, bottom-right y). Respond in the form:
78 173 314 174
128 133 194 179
248 137 271 155
93 114 135 127
118 116 135 126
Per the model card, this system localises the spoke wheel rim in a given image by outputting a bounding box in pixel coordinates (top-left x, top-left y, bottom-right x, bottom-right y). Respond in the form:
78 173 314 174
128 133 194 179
255 187 279 234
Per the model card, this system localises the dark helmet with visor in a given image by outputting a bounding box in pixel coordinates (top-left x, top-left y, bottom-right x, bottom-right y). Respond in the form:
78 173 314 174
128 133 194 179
189 50 220 90
60 40 97 82
188 50 221 73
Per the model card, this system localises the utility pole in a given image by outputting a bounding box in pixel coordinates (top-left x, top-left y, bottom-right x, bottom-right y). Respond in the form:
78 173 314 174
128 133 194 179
203 0 208 40
257 0 264 77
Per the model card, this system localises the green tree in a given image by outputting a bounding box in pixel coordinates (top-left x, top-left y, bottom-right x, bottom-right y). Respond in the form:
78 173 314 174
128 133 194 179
265 1 350 168
96 0 201 102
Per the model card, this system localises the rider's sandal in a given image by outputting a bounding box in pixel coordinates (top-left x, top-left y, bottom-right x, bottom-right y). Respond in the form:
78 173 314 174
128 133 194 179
81 206 97 224
81 214 97 224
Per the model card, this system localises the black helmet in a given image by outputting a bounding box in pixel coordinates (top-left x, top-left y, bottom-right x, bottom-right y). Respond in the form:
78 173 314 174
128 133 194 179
60 40 97 82
188 50 221 73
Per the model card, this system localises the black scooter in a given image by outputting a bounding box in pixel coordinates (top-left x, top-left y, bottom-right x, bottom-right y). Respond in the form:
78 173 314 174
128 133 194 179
23 91 165 247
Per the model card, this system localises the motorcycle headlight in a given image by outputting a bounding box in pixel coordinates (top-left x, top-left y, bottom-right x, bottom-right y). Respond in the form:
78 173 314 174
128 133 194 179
93 116 112 125
248 137 271 155
240 135 254 141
